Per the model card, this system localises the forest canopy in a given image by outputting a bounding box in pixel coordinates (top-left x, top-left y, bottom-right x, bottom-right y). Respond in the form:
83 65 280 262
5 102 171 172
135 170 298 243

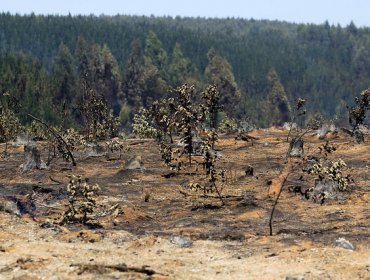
0 13 369 128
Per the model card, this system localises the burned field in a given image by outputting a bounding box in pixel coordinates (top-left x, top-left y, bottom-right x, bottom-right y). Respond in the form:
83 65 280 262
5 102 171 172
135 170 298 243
0 128 369 279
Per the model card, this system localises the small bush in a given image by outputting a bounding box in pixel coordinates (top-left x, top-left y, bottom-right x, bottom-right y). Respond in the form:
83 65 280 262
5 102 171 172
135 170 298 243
59 175 100 224
132 108 157 138
309 159 349 191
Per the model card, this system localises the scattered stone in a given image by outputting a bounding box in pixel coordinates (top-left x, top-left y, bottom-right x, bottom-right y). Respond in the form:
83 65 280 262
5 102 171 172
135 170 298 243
286 276 305 280
176 136 203 155
353 129 364 144
289 139 304 157
283 122 298 131
170 236 193 248
87 143 106 157
236 132 258 142
245 165 254 176
317 123 337 139
105 151 120 161
318 124 329 139
307 179 347 203
14 133 33 146
205 149 223 159
238 120 255 132
49 275 61 280
20 144 47 172
335 237 355 250
0 200 21 216
358 124 370 134
125 155 145 171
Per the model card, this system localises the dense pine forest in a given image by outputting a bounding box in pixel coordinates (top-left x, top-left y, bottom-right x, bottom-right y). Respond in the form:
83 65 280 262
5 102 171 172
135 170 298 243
1 13 370 129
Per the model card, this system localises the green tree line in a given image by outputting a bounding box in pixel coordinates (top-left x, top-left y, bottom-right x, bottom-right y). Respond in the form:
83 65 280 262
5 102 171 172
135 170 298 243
1 13 370 127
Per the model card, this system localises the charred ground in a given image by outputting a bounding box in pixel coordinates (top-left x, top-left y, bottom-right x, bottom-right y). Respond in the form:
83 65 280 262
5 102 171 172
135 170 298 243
0 128 369 279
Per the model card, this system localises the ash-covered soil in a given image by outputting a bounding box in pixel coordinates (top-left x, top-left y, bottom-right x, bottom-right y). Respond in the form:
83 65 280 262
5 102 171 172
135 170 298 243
0 127 369 279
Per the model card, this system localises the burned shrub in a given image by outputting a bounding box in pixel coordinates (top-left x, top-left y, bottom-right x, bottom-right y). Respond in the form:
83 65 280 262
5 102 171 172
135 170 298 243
202 85 223 148
348 88 369 143
105 139 126 159
59 175 100 225
306 159 350 203
348 88 369 131
149 98 177 143
132 108 157 139
79 84 119 140
159 142 182 171
28 115 77 166
173 84 204 167
0 108 23 153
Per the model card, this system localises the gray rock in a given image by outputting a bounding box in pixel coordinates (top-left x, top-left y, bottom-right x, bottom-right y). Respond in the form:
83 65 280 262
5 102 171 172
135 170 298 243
314 179 338 194
176 136 203 155
238 120 255 132
289 139 304 157
20 144 47 172
87 143 106 157
205 149 223 159
335 237 355 250
307 179 348 203
318 124 329 139
0 200 21 216
283 122 298 131
170 235 193 248
358 124 369 134
125 155 145 171
286 276 305 280
15 133 33 146
354 129 364 144
245 165 254 176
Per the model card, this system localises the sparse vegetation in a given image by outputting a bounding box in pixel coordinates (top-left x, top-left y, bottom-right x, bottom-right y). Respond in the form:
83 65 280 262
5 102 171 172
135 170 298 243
132 108 158 139
202 85 223 148
0 92 23 153
173 84 204 168
308 159 350 191
0 108 22 153
79 84 120 140
28 114 77 166
348 88 369 143
105 138 126 159
1 13 369 280
59 175 100 225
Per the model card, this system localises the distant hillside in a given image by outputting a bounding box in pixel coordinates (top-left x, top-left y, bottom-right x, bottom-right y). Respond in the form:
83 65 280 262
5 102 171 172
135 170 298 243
0 13 369 126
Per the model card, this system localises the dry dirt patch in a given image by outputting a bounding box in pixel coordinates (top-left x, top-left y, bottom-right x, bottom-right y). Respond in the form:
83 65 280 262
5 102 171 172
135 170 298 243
0 128 369 279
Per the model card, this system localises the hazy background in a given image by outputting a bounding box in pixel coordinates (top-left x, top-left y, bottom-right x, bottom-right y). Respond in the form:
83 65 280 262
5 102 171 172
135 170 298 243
1 0 369 27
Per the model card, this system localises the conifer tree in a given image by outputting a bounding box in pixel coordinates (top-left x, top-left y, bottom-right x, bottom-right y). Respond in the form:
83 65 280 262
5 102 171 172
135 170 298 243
205 48 240 117
265 68 292 127
142 31 168 106
168 43 198 88
51 42 77 128
123 39 145 112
